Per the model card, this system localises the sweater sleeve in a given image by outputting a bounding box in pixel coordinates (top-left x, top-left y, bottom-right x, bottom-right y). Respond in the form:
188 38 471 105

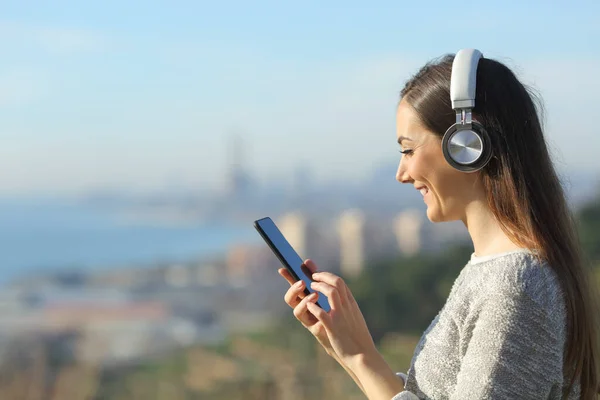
449 283 563 399
391 373 420 400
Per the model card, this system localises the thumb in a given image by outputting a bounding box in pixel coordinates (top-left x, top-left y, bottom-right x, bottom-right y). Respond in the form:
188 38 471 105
303 259 319 274
306 301 332 331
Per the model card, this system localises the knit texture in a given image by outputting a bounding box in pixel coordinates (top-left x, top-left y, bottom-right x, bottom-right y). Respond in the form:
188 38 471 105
391 249 581 399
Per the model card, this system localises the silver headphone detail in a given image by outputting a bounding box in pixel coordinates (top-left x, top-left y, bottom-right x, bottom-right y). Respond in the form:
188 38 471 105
442 49 492 172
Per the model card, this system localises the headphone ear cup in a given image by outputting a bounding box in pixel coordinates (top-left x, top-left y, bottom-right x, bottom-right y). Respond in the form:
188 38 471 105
442 121 492 172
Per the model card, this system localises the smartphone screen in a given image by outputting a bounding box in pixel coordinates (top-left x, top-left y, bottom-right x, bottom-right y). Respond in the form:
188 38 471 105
254 217 331 312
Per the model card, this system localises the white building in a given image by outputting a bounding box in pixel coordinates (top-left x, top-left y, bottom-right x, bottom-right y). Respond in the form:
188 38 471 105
394 209 424 256
277 212 316 260
336 209 366 278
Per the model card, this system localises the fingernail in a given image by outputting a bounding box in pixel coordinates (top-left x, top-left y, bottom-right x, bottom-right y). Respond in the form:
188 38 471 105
295 280 303 287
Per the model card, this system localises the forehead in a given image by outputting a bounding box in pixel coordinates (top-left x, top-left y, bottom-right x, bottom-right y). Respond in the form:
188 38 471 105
396 99 427 139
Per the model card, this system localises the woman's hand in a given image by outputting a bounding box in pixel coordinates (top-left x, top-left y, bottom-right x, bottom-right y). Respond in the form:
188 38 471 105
280 260 404 399
306 267 378 367
278 259 335 356
279 259 378 368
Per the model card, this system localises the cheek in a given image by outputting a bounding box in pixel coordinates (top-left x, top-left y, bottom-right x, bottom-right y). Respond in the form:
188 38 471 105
430 164 478 216
431 163 469 196
414 145 467 198
411 144 446 180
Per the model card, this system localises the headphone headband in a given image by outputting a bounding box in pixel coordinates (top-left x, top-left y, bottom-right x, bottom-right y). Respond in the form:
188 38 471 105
442 48 492 172
450 49 483 110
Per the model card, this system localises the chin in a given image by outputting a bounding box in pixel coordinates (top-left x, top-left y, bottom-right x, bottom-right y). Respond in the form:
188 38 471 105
427 204 464 223
426 206 450 223
426 207 442 223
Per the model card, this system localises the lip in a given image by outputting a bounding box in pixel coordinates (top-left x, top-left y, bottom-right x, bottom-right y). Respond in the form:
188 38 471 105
415 185 429 199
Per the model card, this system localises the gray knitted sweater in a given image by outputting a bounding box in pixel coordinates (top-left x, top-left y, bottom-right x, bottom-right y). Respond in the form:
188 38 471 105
392 249 581 399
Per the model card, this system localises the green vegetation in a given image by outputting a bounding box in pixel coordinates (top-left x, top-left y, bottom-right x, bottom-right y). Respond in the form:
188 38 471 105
578 194 600 266
348 244 472 340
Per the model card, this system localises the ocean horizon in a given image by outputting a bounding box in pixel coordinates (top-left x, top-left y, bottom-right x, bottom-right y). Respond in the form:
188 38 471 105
0 197 259 286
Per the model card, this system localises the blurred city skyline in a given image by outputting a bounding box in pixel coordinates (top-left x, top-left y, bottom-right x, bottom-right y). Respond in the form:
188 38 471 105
1 1 599 197
1 3 599 397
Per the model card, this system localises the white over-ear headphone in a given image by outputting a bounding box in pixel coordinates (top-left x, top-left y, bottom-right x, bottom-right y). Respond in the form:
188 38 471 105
441 49 493 172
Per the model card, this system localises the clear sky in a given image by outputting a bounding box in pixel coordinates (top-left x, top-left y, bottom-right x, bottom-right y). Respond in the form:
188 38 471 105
1 1 599 196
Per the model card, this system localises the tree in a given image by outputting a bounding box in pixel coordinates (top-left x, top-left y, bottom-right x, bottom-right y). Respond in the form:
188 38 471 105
577 192 600 265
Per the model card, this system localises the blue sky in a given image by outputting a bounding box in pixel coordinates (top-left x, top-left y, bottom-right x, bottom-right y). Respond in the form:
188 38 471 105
1 1 599 196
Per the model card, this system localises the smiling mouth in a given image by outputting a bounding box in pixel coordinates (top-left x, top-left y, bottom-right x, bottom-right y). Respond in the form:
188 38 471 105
417 186 429 197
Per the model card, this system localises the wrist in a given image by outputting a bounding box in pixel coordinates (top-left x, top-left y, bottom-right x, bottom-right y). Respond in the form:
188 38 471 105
345 349 405 399
345 347 383 374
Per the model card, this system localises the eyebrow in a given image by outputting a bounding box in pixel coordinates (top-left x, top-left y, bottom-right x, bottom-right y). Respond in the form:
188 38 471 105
397 135 413 145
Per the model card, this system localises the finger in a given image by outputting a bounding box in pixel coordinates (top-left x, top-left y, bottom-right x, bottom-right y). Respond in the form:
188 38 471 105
303 259 319 273
312 271 350 303
278 268 296 286
306 301 332 331
284 280 307 307
310 281 342 310
305 263 351 307
311 272 345 289
279 269 307 300
293 292 319 326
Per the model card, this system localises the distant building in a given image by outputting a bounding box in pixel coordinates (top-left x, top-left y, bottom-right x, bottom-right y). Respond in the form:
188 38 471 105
196 263 220 287
277 212 315 260
274 211 340 273
165 264 190 287
225 133 252 199
394 209 424 256
336 209 366 278
225 244 272 286
88 267 146 288
42 300 168 333
226 245 250 285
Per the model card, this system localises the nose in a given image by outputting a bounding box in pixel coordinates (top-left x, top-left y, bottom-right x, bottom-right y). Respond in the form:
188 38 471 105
396 157 412 184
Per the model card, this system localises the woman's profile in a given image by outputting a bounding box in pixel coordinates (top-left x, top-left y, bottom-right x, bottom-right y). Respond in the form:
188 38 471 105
278 49 600 399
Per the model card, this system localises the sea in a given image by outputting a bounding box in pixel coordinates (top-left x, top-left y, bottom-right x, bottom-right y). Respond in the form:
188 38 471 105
0 197 260 286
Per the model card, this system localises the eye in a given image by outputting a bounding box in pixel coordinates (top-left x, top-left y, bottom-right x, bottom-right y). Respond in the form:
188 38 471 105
399 149 414 156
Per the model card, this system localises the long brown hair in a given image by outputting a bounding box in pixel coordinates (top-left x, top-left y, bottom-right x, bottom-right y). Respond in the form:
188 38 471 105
400 53 600 399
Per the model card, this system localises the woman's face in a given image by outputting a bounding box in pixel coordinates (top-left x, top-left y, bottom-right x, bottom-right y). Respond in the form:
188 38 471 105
395 98 483 223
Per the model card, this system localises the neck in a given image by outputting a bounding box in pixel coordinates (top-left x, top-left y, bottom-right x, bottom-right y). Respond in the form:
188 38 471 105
462 199 522 257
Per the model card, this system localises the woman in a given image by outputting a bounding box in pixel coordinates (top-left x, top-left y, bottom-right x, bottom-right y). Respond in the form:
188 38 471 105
278 49 600 399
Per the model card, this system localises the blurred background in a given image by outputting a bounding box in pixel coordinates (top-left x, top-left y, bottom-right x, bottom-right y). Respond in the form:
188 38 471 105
1 1 599 399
